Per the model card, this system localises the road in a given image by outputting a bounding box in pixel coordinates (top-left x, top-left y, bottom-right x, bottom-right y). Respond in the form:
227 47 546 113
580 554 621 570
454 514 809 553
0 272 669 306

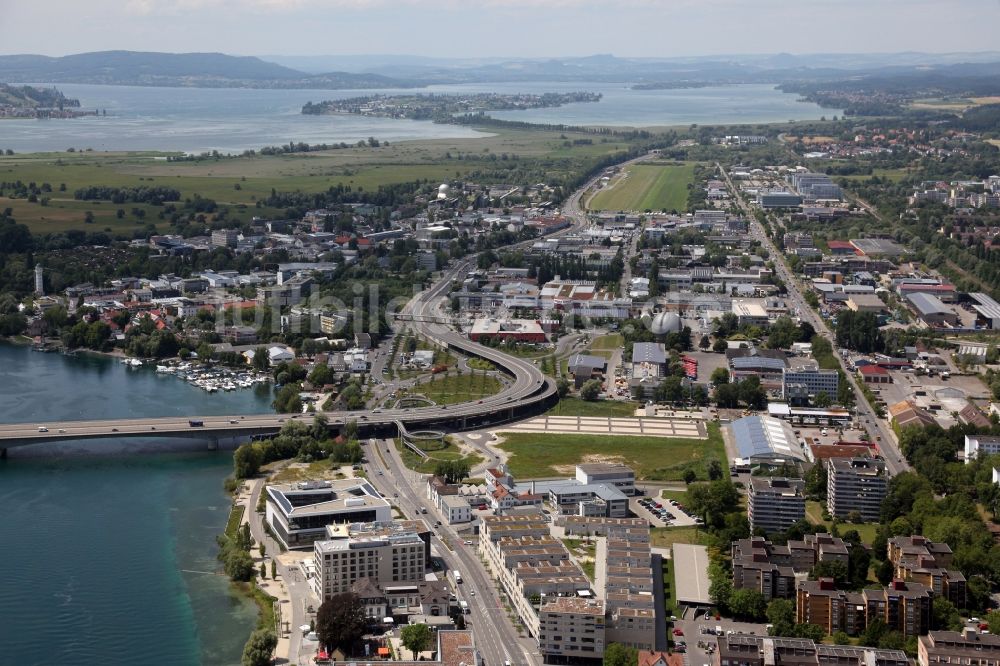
365 438 538 666
717 163 910 476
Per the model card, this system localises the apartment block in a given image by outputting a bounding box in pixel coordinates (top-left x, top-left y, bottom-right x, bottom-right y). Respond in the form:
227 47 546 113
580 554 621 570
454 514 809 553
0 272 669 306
731 535 848 601
919 630 1000 666
796 578 932 638
716 635 908 666
888 536 965 607
748 477 806 533
537 597 606 659
827 457 887 522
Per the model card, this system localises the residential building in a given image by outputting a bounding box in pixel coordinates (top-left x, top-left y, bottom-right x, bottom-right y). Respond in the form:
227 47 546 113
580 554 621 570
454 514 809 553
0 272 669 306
888 536 965 607
748 477 806 533
265 479 392 549
440 495 472 524
826 457 887 522
965 434 1000 463
919 630 1000 666
211 229 240 248
796 578 932 638
537 597 606 659
716 635 908 666
732 535 848 600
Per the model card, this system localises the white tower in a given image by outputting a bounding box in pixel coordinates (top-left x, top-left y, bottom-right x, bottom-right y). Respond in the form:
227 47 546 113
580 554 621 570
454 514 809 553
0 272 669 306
34 265 44 296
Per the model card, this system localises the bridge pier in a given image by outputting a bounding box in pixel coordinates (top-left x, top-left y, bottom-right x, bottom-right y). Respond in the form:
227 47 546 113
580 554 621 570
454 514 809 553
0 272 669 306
1 447 6 460
208 438 219 451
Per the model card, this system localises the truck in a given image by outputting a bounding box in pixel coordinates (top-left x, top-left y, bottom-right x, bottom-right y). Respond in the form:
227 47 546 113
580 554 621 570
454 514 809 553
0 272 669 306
188 420 204 427
459 600 469 614
451 570 463 584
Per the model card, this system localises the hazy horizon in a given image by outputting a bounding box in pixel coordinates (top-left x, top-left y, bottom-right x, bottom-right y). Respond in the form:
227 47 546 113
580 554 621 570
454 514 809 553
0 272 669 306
5 0 1000 60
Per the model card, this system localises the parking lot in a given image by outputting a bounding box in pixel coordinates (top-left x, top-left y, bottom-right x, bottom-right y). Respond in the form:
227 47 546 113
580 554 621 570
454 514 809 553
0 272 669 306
632 495 701 527
673 616 769 666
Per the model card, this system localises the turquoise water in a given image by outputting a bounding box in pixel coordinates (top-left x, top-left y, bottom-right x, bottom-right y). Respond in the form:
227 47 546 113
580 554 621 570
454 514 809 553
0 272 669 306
0 344 272 665
0 81 833 154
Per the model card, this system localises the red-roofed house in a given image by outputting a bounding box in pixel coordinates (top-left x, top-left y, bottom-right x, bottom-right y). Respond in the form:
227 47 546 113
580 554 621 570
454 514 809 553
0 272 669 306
827 241 859 255
639 651 685 666
859 364 891 384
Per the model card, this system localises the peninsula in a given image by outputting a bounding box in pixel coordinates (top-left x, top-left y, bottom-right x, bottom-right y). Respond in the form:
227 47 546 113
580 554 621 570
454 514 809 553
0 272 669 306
0 83 88 119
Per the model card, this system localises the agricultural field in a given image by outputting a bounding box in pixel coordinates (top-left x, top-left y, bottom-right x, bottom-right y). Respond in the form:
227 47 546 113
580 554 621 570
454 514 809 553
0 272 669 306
495 422 724 480
589 161 695 212
0 126 645 233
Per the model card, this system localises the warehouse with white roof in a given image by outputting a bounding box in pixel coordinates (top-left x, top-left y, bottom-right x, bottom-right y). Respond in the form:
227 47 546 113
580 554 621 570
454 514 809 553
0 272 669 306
729 415 806 464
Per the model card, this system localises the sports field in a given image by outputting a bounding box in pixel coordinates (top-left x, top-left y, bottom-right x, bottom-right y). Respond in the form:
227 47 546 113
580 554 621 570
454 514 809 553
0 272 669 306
589 162 695 212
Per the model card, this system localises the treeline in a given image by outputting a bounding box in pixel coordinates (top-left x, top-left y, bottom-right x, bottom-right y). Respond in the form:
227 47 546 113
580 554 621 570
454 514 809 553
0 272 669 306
73 185 181 204
447 112 656 140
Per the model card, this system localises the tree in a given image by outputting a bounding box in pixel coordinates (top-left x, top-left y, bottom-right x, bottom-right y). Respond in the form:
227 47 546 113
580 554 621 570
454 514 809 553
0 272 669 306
270 559 277 579
435 459 471 484
710 367 730 385
712 338 728 353
699 335 711 350
932 597 963 631
766 598 796 635
400 623 433 659
603 642 639 666
766 316 801 350
556 377 570 398
260 562 267 579
875 559 895 586
251 346 269 371
241 629 277 666
580 379 602 401
707 459 724 481
729 588 767 621
223 548 255 581
234 443 262 479
316 593 367 654
832 631 852 645
683 469 697 485
987 609 1000 635
810 560 849 586
814 392 832 408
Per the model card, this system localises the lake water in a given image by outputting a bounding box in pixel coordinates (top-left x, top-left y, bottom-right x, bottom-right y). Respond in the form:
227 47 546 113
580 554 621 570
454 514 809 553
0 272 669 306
0 344 273 666
0 82 835 155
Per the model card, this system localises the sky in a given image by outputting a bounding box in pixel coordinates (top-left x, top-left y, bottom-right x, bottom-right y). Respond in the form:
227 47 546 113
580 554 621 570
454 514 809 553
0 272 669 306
3 0 1000 59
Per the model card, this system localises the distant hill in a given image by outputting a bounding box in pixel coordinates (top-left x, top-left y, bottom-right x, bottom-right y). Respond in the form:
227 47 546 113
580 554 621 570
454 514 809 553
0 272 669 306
0 51 417 89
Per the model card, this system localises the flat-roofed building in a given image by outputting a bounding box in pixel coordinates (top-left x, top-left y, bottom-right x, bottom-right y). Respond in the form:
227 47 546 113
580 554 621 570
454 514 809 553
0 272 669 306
748 477 806 533
731 415 806 464
265 479 391 549
575 463 636 496
965 434 1000 463
312 524 428 600
827 457 887 522
717 635 908 666
537 597 606 659
469 317 546 343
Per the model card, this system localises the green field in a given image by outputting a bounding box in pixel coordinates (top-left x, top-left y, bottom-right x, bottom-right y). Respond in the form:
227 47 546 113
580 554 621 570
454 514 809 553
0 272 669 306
650 525 714 549
0 126 645 233
415 372 503 405
547 397 638 418
589 333 623 350
589 162 695 212
395 437 484 475
805 500 878 544
496 422 724 481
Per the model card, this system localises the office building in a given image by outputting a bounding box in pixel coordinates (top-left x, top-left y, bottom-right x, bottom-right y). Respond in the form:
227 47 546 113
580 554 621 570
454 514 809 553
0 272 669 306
782 361 840 402
265 479 391 549
575 463 636 496
826 457 887 522
312 522 429 600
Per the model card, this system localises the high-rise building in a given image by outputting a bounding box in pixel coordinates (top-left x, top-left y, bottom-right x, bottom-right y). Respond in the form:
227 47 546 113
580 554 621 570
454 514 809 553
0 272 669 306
827 457 887 522
748 477 805 533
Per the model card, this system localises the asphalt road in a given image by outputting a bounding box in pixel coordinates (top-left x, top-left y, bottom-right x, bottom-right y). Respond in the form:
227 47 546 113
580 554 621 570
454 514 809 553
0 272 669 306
366 438 538 666
717 163 909 476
